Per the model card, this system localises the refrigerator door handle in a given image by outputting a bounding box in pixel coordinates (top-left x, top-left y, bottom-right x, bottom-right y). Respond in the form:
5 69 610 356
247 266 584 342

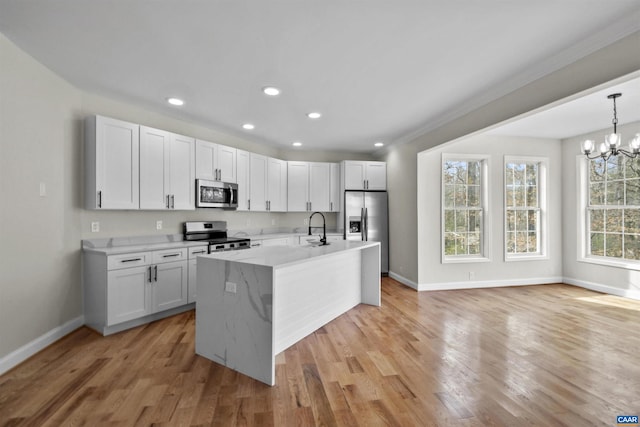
360 207 365 241
364 207 368 241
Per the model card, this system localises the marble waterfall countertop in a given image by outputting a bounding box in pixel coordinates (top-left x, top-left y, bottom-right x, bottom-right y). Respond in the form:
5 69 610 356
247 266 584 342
200 240 378 268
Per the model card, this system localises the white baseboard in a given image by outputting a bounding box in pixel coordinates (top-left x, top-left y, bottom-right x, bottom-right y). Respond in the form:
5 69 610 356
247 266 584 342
0 315 84 376
388 271 419 290
563 277 640 300
415 276 564 292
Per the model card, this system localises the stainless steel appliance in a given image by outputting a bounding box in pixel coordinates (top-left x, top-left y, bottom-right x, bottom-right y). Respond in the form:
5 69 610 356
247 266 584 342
196 179 238 209
183 221 250 252
344 190 388 274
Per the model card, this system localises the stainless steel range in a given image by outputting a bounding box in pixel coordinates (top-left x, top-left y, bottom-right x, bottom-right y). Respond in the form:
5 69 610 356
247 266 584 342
183 221 250 253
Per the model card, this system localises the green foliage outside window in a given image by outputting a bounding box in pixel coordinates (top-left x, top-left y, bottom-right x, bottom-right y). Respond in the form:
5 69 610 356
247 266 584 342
588 156 640 260
443 160 483 256
506 162 540 254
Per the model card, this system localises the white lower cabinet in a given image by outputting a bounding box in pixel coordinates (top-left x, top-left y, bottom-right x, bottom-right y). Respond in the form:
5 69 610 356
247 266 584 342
188 245 208 303
84 247 190 335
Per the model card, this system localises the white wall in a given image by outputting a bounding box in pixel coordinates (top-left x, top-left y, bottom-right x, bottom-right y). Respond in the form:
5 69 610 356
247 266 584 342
1 33 83 361
416 135 562 289
562 121 640 299
0 32 371 364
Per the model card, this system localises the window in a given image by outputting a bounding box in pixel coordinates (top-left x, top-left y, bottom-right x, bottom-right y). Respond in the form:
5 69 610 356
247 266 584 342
504 157 547 260
442 155 489 262
586 155 640 262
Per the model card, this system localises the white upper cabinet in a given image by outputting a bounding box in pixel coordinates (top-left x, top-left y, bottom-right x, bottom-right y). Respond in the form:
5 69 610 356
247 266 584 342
248 154 287 212
288 162 331 212
140 126 195 210
85 115 140 209
343 160 386 190
267 157 288 212
195 140 237 183
287 162 310 212
249 153 268 212
329 163 340 212
236 149 250 211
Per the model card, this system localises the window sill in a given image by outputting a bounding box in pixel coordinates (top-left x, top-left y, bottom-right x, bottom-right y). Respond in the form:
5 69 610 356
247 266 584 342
505 254 549 262
442 256 490 264
579 255 640 271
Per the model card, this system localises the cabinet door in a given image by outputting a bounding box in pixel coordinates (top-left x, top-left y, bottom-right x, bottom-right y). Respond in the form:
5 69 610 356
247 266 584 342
217 144 237 183
365 162 387 190
195 139 217 181
287 161 309 212
236 150 250 211
140 126 170 209
90 116 140 209
154 260 188 312
168 133 195 210
107 266 151 325
343 161 366 190
188 259 198 303
267 157 288 212
329 163 340 212
249 153 267 211
309 162 331 212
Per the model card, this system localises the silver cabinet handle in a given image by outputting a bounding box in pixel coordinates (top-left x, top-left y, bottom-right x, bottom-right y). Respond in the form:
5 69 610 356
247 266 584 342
121 257 142 263
309 201 311 211
98 191 102 208
154 265 158 282
193 250 206 254
248 199 251 210
148 266 152 283
330 202 333 211
171 195 175 209
166 195 170 209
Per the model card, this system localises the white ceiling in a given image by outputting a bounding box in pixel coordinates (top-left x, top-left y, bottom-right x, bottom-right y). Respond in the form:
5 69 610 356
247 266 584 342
0 1 639 153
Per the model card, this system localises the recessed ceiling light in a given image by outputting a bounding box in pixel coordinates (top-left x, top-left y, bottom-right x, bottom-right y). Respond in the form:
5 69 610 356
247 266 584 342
242 123 255 130
292 142 302 147
167 97 184 106
374 142 384 147
307 112 322 119
262 86 281 96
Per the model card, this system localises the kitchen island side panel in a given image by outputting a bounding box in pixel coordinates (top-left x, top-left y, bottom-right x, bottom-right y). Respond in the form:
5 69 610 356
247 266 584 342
273 249 361 355
195 258 275 385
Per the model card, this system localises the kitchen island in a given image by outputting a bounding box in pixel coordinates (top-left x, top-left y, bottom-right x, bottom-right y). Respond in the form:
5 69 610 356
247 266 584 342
195 240 381 385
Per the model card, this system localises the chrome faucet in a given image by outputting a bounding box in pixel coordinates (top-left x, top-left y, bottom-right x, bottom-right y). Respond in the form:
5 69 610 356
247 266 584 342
308 211 328 245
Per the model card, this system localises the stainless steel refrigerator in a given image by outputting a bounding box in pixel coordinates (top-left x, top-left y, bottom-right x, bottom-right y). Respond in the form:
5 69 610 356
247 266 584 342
344 190 389 274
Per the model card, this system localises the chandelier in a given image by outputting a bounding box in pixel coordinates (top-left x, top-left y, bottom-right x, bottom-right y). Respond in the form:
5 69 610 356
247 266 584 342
581 93 640 160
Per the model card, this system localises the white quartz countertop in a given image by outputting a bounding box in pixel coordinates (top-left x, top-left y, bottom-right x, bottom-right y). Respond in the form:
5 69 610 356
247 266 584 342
200 240 379 268
82 240 208 255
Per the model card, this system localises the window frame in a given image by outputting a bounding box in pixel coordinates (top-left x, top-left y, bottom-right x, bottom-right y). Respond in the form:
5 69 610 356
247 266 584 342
441 154 491 264
503 156 549 262
577 155 640 271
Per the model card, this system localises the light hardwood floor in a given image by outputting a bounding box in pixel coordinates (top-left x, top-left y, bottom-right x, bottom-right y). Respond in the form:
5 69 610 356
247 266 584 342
1 279 639 426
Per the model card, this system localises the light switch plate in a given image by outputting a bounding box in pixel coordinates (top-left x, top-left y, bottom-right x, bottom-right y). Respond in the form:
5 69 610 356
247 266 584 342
156 220 163 230
225 282 237 293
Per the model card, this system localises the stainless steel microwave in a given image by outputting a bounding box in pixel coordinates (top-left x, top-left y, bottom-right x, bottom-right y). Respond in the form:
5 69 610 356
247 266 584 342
196 179 238 209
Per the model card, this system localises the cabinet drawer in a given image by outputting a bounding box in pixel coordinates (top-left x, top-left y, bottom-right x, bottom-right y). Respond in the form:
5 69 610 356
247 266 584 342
107 252 150 270
152 248 188 263
188 245 208 259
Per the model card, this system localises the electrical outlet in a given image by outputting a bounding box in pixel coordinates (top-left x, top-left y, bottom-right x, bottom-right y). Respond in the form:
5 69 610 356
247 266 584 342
91 222 100 233
303 218 309 225
225 281 237 293
271 219 276 226
469 271 475 280
39 182 46 197
156 220 163 230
